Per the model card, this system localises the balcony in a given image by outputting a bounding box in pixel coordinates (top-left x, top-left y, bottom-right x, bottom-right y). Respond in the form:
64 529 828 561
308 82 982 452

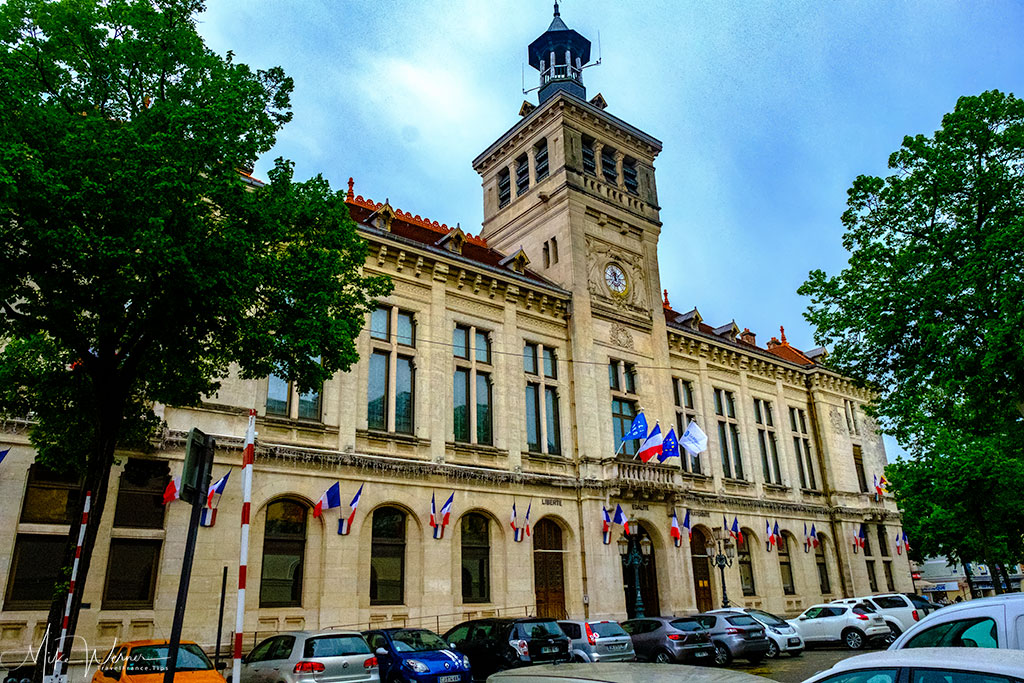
612 460 684 493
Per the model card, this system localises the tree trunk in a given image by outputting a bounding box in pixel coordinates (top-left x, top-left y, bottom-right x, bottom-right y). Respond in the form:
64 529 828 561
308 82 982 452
33 382 128 683
964 562 978 598
996 562 1014 593
984 554 1004 595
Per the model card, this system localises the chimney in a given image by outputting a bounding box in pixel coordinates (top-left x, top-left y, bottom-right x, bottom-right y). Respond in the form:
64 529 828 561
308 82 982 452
739 328 756 345
766 336 781 350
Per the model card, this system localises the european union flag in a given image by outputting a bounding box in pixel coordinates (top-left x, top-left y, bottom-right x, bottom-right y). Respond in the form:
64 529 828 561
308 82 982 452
658 426 680 462
620 412 648 441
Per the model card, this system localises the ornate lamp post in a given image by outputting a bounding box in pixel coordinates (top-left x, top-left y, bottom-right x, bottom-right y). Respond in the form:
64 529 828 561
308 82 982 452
706 526 736 608
617 519 653 618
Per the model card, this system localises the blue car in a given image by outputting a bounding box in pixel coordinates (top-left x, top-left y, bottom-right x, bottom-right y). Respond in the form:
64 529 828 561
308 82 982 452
364 628 472 683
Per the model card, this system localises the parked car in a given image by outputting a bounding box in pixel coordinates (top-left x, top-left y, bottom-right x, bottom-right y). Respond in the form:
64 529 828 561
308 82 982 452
94 640 226 683
788 603 890 650
443 618 569 680
485 662 771 683
708 608 803 658
364 628 471 683
902 592 942 617
619 616 714 664
236 631 378 683
691 612 770 665
831 593 922 643
800 648 1024 683
556 620 635 663
889 593 1024 650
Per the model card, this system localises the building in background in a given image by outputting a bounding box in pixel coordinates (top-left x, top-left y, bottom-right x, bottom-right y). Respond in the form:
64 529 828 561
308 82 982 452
0 5 911 670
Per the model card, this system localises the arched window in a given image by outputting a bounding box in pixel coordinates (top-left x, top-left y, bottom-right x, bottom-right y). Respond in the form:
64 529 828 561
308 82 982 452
260 499 308 607
738 530 756 596
461 513 490 603
778 533 795 595
816 536 832 595
370 507 406 605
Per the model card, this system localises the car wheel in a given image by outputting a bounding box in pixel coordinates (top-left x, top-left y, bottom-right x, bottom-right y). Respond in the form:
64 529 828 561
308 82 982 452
843 628 865 650
883 624 901 646
653 650 673 664
571 653 586 663
765 639 779 659
713 643 732 666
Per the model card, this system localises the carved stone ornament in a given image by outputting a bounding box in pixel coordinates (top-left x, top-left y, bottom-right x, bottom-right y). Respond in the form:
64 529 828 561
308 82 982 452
829 406 845 433
585 236 650 314
610 323 635 350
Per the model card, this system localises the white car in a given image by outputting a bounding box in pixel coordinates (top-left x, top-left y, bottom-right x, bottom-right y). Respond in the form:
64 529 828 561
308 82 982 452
788 603 890 650
801 647 1024 683
831 593 922 643
708 608 804 658
890 593 1024 650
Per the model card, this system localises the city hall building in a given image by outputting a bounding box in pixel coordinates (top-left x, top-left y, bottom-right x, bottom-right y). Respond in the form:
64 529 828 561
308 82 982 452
0 6 912 666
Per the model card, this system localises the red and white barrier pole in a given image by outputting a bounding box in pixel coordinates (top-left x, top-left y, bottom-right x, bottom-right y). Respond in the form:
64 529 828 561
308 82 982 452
231 410 256 683
52 490 92 683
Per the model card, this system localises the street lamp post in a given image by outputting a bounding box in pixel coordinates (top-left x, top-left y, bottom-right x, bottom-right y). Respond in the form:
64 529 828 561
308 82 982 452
617 519 653 618
706 527 736 608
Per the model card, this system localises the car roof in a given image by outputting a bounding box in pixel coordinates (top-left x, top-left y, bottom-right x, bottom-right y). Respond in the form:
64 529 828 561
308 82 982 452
119 640 199 648
826 648 1024 676
487 662 769 682
274 630 364 638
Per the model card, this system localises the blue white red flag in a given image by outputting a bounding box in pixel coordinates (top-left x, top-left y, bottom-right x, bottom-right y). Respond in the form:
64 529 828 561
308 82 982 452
524 502 532 538
670 510 682 547
902 530 911 553
658 426 680 463
874 474 884 499
804 522 810 552
765 520 774 551
773 521 781 548
621 412 648 442
895 530 904 555
314 481 342 518
683 509 691 541
613 504 629 534
200 472 230 527
731 517 744 544
430 493 439 538
430 492 454 539
511 501 524 542
162 476 181 505
602 507 612 545
852 523 865 553
338 483 363 536
680 420 709 455
810 523 820 549
637 423 664 463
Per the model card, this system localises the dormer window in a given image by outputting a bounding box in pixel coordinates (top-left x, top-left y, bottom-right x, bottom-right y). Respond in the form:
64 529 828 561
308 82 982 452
601 145 618 184
499 247 530 274
368 201 396 232
534 139 549 181
515 154 530 196
623 157 638 194
436 226 467 255
582 135 596 176
498 168 511 208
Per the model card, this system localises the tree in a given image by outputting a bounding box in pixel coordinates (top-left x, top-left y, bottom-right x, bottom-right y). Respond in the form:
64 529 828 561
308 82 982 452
0 0 391 677
799 90 1024 441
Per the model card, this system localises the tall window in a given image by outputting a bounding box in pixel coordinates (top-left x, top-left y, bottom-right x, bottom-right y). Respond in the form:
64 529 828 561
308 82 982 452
524 342 561 455
753 398 782 484
266 372 321 421
515 153 530 196
673 378 701 473
844 399 861 436
453 324 493 446
461 513 490 603
103 539 161 609
581 135 596 176
367 305 416 434
113 459 168 529
877 526 890 557
714 388 744 480
5 535 66 610
816 538 832 594
497 168 511 208
370 507 406 605
853 445 869 493
883 560 895 591
534 139 549 181
789 407 817 489
601 145 618 184
260 499 307 607
622 156 638 194
866 560 879 593
737 532 756 596
610 359 638 456
20 464 81 524
778 533 795 595
106 460 168 609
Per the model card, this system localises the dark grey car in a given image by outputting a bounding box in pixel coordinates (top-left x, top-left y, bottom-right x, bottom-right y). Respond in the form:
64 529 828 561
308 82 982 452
557 620 635 663
692 613 771 666
620 617 715 664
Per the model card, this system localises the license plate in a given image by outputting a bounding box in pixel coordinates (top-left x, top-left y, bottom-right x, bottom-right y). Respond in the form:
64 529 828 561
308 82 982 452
788 637 800 646
694 651 708 657
439 676 460 683
541 646 558 654
607 643 626 651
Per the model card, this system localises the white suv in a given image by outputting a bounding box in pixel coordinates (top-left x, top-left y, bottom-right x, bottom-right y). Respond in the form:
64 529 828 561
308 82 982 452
788 603 891 649
709 608 804 658
890 593 1024 650
831 593 922 643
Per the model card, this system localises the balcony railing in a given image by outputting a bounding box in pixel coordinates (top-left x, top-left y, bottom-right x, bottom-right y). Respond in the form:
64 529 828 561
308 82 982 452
541 64 582 86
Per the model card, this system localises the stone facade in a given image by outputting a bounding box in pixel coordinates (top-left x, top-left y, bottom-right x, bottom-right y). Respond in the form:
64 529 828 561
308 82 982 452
0 12 912 672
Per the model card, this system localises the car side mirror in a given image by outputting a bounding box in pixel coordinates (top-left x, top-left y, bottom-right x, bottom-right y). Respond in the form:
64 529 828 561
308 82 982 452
375 647 388 657
449 642 459 650
798 615 808 620
216 662 228 671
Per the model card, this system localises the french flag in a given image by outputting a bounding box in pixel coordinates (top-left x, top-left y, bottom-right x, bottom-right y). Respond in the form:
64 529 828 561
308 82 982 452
314 482 342 518
773 521 781 548
338 484 363 536
200 472 230 527
637 423 664 463
431 492 454 540
162 476 181 505
731 516 743 544
683 509 691 541
670 510 682 547
602 507 612 545
613 504 629 535
902 530 911 553
804 522 811 552
658 426 680 463
895 531 904 555
810 523 820 549
524 502 532 538
766 520 775 551
852 524 865 553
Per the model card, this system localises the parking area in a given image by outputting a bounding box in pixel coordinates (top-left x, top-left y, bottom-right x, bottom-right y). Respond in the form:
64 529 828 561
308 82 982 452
726 647 877 682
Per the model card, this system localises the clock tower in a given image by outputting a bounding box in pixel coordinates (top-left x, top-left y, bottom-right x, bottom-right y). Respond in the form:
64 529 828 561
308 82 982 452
472 3 671 462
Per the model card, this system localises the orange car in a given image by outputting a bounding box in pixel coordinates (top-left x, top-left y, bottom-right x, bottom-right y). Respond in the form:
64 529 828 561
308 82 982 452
93 640 227 683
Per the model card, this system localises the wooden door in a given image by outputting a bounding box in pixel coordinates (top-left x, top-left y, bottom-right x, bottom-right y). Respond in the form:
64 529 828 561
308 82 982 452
621 524 660 618
533 519 566 618
691 528 714 613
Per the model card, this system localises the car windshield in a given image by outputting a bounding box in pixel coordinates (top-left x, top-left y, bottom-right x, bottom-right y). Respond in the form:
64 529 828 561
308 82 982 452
590 622 628 638
303 635 371 658
747 609 787 627
854 602 877 613
519 621 564 638
389 630 448 653
726 616 759 627
125 644 213 674
669 619 705 631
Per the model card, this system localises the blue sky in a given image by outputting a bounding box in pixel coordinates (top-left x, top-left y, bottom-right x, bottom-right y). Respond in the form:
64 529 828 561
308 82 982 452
198 1 1024 457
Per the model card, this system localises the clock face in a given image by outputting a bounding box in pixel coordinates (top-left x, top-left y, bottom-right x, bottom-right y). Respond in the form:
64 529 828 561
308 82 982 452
604 264 627 294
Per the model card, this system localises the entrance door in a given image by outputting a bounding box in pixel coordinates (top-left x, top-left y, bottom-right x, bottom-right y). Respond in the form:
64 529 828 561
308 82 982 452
621 524 660 618
690 527 714 613
533 519 566 618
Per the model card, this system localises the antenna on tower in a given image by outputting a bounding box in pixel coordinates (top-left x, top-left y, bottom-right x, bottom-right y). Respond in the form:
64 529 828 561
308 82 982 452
582 30 603 70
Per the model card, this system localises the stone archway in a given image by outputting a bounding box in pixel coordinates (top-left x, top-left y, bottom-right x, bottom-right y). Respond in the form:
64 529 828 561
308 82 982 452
621 523 660 618
533 518 567 618
689 526 714 612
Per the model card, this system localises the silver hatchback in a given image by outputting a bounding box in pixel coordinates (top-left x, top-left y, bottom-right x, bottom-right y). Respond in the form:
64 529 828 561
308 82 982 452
238 631 380 683
557 620 635 663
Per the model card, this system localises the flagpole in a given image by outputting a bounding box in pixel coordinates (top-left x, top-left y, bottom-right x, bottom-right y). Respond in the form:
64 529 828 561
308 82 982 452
232 409 256 683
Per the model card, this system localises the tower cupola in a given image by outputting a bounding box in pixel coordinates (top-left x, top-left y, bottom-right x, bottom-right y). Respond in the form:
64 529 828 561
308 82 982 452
528 2 591 103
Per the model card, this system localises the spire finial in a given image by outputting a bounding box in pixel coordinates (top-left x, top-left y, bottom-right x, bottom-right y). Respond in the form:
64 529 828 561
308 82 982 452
553 1 560 17
662 289 670 309
780 325 788 344
347 177 354 199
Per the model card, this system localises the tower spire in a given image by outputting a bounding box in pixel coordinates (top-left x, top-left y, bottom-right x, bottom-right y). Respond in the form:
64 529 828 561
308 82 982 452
528 3 591 103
